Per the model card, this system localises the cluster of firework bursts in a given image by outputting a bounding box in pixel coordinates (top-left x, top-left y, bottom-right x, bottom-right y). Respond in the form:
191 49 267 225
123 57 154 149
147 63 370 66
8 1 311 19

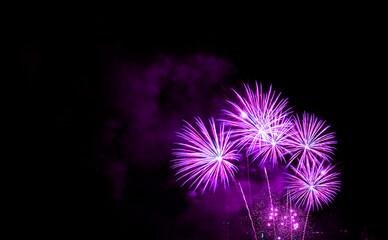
171 82 341 240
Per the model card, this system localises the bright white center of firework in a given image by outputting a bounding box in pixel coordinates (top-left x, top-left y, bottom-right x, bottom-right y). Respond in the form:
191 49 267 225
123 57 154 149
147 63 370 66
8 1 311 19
215 156 223 162
321 170 326 175
304 144 311 150
309 185 315 190
241 111 248 118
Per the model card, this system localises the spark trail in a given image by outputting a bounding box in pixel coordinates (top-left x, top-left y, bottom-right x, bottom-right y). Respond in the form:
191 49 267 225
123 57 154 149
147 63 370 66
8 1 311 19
235 179 258 240
302 206 310 240
264 167 276 236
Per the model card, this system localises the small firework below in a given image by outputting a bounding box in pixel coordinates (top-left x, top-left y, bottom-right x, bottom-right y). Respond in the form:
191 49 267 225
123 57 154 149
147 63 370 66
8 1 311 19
264 206 304 239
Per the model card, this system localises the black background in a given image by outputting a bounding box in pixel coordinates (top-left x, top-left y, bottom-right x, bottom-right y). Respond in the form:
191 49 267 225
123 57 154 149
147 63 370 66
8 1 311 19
13 10 383 239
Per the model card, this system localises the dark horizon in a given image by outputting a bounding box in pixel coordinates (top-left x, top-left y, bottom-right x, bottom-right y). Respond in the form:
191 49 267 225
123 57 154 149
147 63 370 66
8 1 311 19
14 13 383 239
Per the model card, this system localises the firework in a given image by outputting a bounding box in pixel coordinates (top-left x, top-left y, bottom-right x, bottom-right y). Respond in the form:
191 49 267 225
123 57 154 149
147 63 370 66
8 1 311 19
287 112 337 169
286 161 341 240
172 117 239 193
172 117 258 239
286 161 341 211
223 82 292 166
252 116 294 166
169 79 342 240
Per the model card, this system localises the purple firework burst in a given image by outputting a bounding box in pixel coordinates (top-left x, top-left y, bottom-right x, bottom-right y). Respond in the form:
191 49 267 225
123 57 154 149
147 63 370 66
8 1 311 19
287 112 337 169
223 82 292 166
286 161 341 211
172 117 240 193
251 116 294 166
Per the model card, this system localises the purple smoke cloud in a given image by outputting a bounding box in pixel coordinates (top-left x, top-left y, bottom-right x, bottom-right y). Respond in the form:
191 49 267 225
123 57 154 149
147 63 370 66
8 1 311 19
100 54 235 198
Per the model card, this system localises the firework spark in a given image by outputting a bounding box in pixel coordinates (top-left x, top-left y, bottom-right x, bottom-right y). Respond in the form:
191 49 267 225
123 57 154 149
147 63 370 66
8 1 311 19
266 207 303 238
287 112 337 169
249 193 307 240
172 117 239 193
286 161 341 211
223 82 292 166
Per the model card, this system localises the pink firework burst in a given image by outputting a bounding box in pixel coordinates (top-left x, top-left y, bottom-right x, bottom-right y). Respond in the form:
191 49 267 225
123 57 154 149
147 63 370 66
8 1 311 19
171 117 240 193
287 112 337 169
222 82 292 166
286 161 341 211
251 116 294 166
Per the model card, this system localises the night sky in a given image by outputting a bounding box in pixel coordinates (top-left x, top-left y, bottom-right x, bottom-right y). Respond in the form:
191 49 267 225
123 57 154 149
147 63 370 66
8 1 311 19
14 12 383 239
